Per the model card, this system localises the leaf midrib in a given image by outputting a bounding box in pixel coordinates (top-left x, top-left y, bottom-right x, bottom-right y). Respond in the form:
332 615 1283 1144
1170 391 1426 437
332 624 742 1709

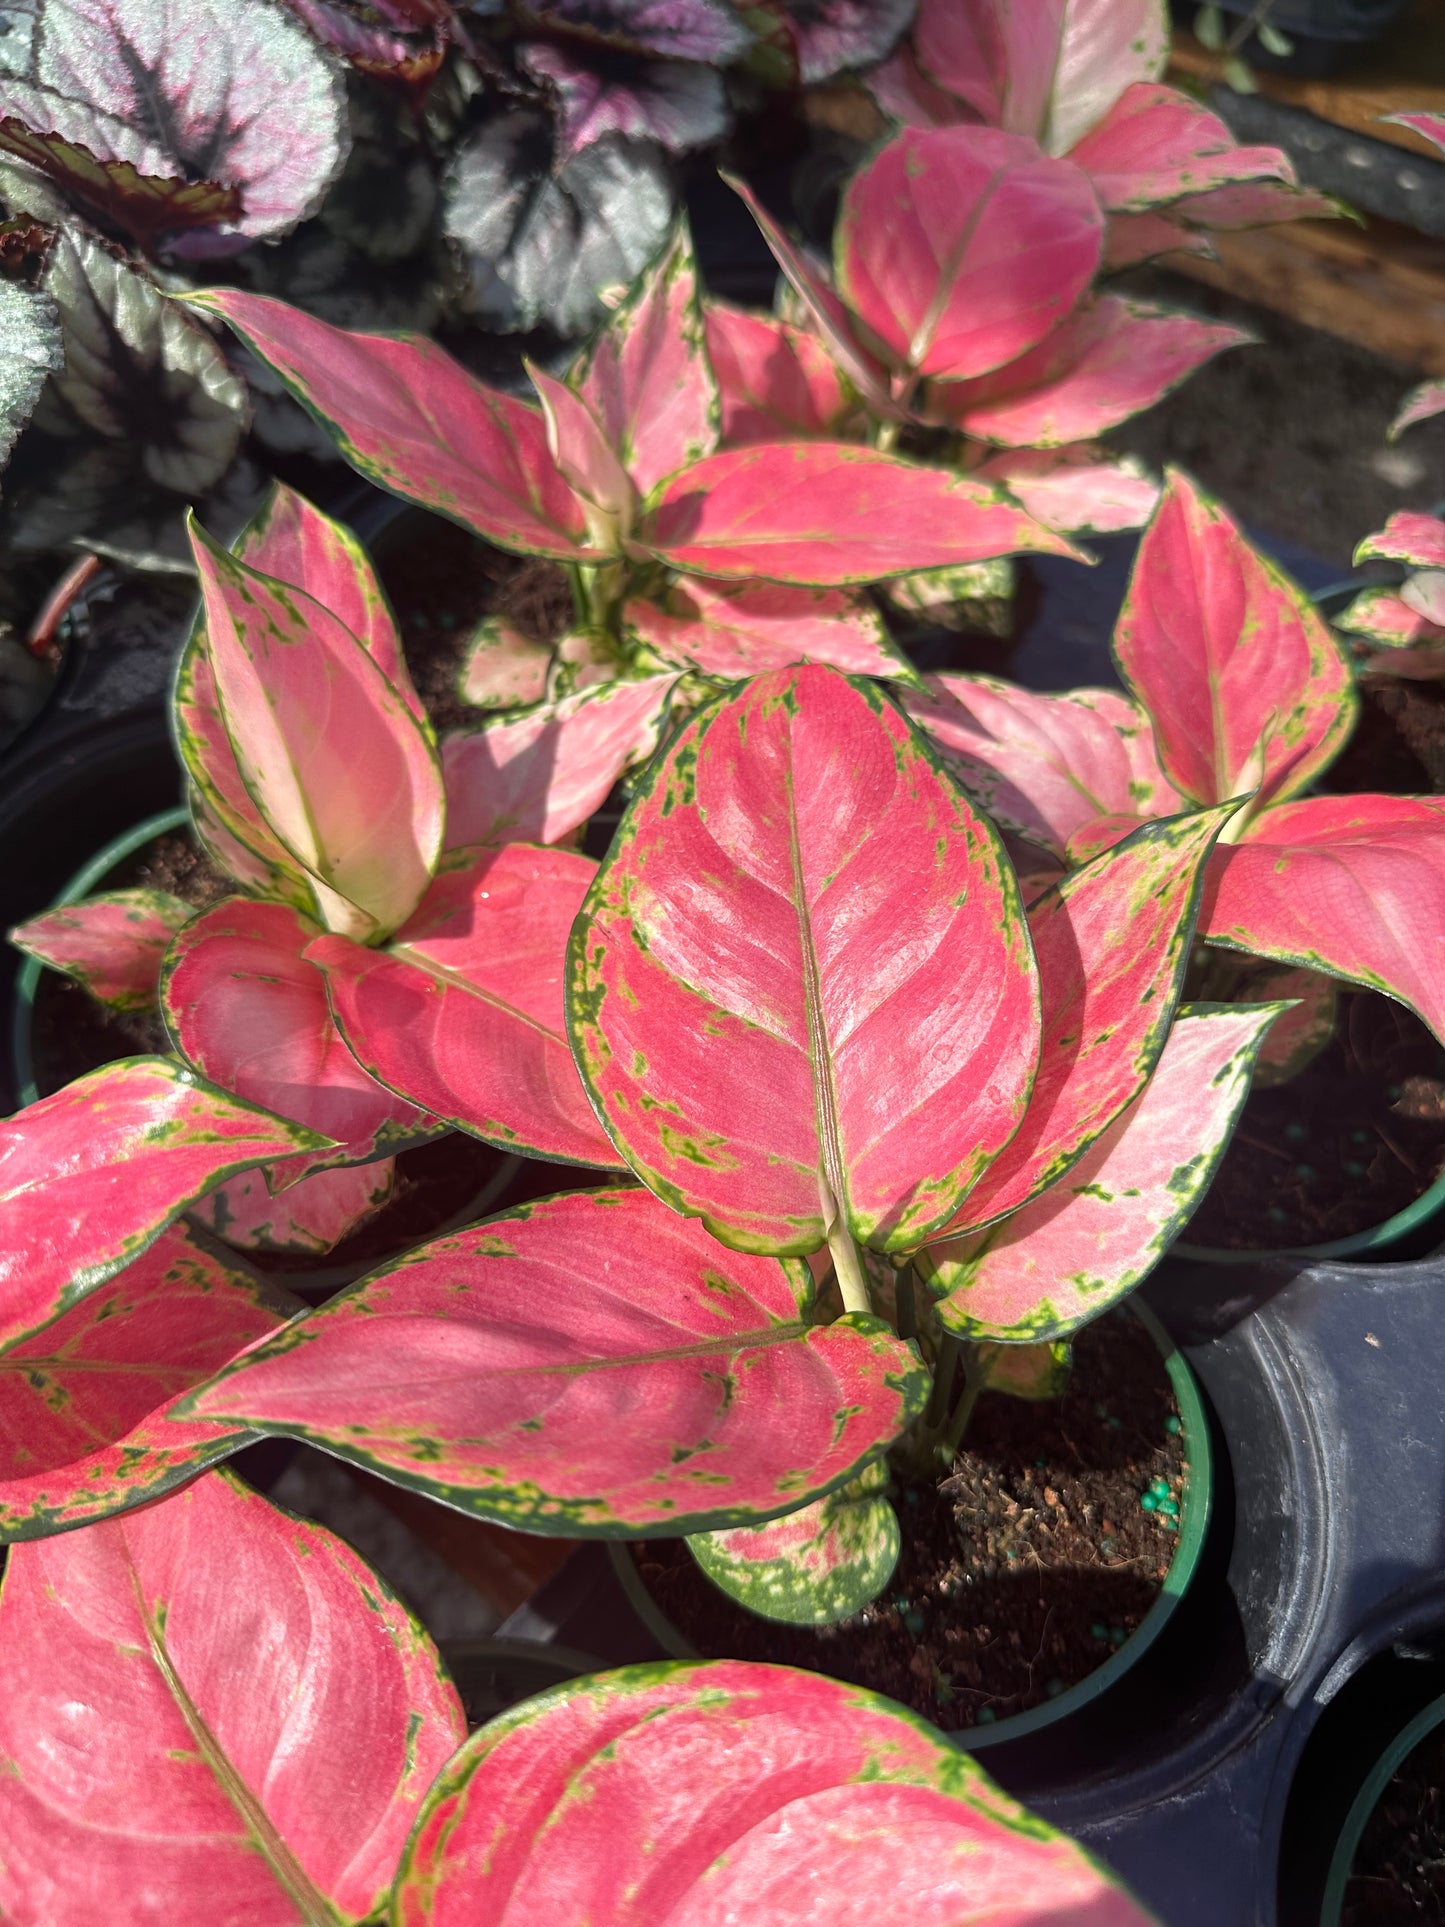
783 746 851 1235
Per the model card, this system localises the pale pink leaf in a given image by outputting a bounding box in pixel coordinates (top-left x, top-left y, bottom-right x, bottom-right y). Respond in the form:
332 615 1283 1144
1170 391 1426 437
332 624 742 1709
974 446 1160 535
1391 379 1445 439
11 890 191 1012
867 42 979 129
528 362 636 539
190 1158 395 1256
1169 178 1343 228
1103 210 1213 267
1340 586 1440 651
1355 509 1445 572
1069 82 1293 211
457 619 554 709
624 578 913 680
705 301 856 445
0 1470 465 1925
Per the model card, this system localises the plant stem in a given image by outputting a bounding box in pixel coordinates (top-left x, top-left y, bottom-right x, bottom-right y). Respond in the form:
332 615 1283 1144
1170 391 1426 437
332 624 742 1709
875 418 900 455
923 1329 962 1431
565 561 592 628
27 552 102 659
828 1223 872 1318
895 1263 917 1342
941 1346 985 1461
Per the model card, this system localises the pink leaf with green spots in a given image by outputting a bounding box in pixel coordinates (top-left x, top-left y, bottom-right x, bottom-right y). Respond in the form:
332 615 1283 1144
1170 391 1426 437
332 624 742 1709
688 1461 899 1625
568 665 1042 1254
10 889 191 1011
528 362 636 540
0 1222 287 1540
441 675 680 850
1391 379 1445 438
390 1658 1157 1926
705 301 856 445
944 808 1231 1236
191 1158 396 1256
181 1187 927 1534
458 619 554 710
926 297 1249 448
1068 82 1292 210
1355 510 1445 571
905 672 1181 859
922 1004 1280 1341
1113 470 1356 809
1340 586 1440 652
307 843 623 1167
639 443 1084 585
1169 177 1341 229
187 288 600 559
1385 111 1445 157
1201 795 1445 1044
188 514 445 943
1102 210 1212 267
161 898 433 1186
836 125 1104 382
624 578 914 680
572 222 719 496
0 1055 331 1356
973 446 1160 535
0 1470 465 1925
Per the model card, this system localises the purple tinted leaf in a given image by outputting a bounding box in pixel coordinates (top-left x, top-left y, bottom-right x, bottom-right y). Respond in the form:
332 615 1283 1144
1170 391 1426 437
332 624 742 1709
518 42 730 158
782 0 913 83
524 0 753 63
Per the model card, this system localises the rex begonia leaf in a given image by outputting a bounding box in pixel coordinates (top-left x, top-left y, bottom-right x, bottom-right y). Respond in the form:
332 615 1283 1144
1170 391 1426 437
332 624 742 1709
568 664 1042 1255
922 1003 1280 1342
188 516 445 943
910 0 1169 156
783 0 913 82
190 1158 395 1256
190 288 598 558
972 446 1160 536
688 1460 899 1626
390 1659 1156 1926
517 41 730 159
1355 510 1445 572
1202 796 1445 1045
1114 469 1356 810
705 301 855 445
41 226 245 494
442 674 679 850
180 1187 927 1535
161 898 433 1185
638 443 1082 585
926 296 1249 448
905 672 1182 859
1391 379 1445 438
523 0 753 61
0 1221 286 1540
836 124 1104 383
572 220 718 498
11 888 191 1010
0 1055 331 1354
0 276 58 473
285 0 447 82
307 843 624 1168
0 1470 465 1925
445 112 673 339
944 807 1230 1236
624 577 914 681
0 0 348 253
1068 82 1292 211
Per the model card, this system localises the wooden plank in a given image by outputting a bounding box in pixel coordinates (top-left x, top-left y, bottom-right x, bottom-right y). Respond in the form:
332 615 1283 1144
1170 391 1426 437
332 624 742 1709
1166 215 1445 372
1169 8 1445 160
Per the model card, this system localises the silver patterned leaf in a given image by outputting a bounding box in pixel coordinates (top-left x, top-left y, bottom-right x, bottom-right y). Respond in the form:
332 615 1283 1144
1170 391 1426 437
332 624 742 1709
0 271 56 472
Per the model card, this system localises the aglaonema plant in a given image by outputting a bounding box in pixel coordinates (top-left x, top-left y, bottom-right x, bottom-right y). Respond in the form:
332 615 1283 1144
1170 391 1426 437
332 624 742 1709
1338 509 1445 680
174 662 1281 1628
0 1465 1157 1924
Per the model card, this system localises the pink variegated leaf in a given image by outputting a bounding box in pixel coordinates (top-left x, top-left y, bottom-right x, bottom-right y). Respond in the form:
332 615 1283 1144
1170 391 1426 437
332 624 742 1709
1341 586 1441 653
161 898 433 1185
1069 82 1292 211
189 516 445 942
191 1158 395 1256
624 578 914 681
1404 571 1445 627
188 289 600 559
11 890 191 1012
688 1461 898 1625
0 1057 331 1355
458 619 554 710
1391 379 1445 439
442 675 679 850
927 296 1250 447
973 446 1160 535
1066 813 1143 863
1225 958 1337 1085
944 808 1230 1237
517 41 729 159
922 1004 1280 1341
907 0 1013 126
309 844 623 1168
705 302 856 446
722 173 895 411
1170 177 1342 228
1385 111 1445 157
573 222 718 496
569 665 1042 1254
1202 795 1445 1045
390 1659 1155 1926
905 673 1182 858
183 1188 926 1534
1103 210 1213 267
528 363 636 544
836 125 1104 383
1355 510 1445 572
0 1222 287 1539
1114 470 1356 808
867 41 978 128
0 1471 465 1925
639 443 1083 585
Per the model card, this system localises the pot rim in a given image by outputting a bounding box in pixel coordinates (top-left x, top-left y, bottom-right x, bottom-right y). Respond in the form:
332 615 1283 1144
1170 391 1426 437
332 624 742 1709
608 1298 1212 1752
1319 1688 1445 1923
1174 1160 1445 1267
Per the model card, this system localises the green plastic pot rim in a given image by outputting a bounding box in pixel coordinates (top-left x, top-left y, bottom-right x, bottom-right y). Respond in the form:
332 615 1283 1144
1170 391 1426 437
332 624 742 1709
608 1299 1212 1752
1319 1689 1445 1924
1173 1156 1445 1266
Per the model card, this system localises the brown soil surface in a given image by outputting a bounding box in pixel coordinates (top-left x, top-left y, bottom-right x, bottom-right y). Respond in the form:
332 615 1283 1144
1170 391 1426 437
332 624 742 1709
1343 1727 1445 1923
